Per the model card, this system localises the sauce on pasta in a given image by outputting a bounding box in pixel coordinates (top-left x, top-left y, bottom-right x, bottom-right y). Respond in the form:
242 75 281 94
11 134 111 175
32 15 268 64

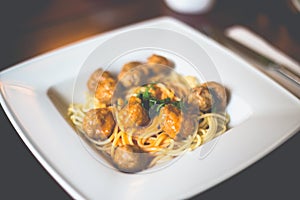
68 54 229 173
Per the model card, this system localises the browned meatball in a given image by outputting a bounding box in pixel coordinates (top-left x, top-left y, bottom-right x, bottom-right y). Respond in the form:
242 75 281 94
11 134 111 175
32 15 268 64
91 70 116 105
118 61 142 80
118 96 150 130
188 82 227 113
82 108 115 140
188 85 213 112
147 54 173 75
112 145 151 173
119 68 143 88
148 84 163 100
204 81 227 112
147 54 171 66
177 117 198 140
87 68 103 92
118 62 152 87
160 104 182 139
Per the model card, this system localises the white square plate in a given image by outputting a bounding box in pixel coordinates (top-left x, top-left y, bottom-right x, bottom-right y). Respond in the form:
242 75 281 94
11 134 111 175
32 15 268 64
1 17 300 200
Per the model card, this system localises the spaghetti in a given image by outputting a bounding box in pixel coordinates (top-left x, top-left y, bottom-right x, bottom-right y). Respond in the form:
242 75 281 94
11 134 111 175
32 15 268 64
68 54 230 173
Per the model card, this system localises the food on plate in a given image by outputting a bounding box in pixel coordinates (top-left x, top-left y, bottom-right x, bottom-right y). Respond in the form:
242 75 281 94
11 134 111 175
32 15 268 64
87 69 117 105
118 96 150 130
112 145 151 173
82 108 115 140
68 54 229 173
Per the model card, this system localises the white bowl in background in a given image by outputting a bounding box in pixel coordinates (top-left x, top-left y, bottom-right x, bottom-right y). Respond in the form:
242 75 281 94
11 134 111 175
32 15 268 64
164 0 215 14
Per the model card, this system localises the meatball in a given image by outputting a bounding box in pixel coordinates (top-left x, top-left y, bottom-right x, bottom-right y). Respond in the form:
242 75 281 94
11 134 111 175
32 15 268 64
132 84 164 100
118 61 142 80
160 104 182 139
118 62 152 87
148 84 163 100
82 108 115 140
188 85 213 112
188 82 227 113
204 81 227 112
147 54 171 66
177 117 198 140
118 96 150 130
147 54 173 75
119 67 143 88
90 70 116 105
87 68 103 92
112 145 151 173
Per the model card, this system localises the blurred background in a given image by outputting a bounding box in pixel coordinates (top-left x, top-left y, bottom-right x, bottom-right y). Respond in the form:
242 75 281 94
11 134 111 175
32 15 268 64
0 0 299 199
1 0 299 69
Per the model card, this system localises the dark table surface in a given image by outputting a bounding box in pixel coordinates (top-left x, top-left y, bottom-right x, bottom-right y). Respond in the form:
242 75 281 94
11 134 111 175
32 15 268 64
1 0 299 199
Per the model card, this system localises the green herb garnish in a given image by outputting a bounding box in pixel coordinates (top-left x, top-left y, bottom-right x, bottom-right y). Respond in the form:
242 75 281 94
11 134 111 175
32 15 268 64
137 84 182 114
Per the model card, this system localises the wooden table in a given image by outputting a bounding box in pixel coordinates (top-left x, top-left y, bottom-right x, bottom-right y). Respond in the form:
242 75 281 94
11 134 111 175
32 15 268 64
1 0 299 199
